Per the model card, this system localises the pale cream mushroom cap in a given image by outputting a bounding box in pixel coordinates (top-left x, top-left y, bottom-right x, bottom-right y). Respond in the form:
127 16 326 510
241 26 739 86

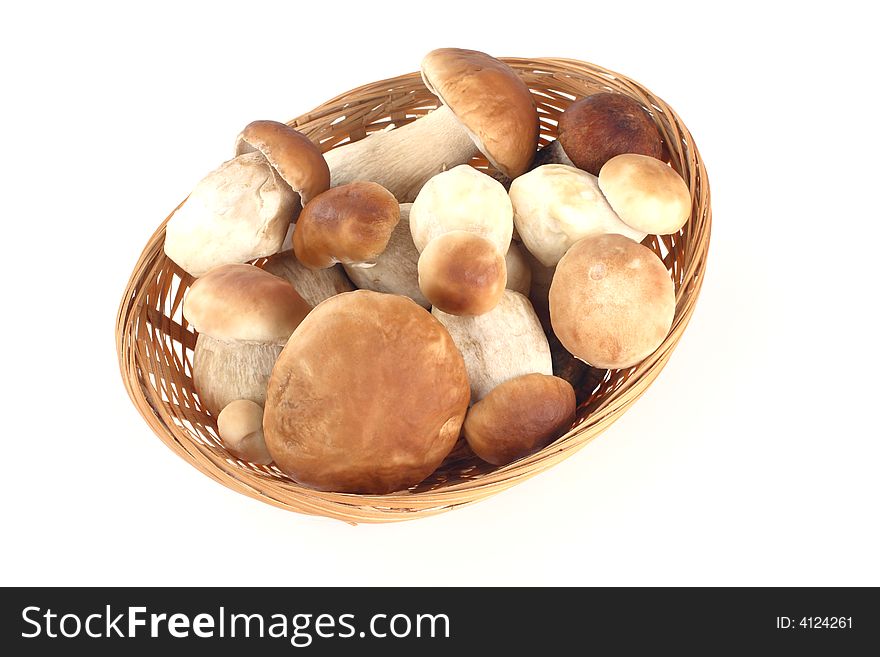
598 153 691 235
509 164 645 268
164 152 297 277
410 164 513 254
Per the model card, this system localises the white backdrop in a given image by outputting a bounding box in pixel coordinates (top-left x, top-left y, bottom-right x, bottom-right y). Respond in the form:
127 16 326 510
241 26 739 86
2 0 877 586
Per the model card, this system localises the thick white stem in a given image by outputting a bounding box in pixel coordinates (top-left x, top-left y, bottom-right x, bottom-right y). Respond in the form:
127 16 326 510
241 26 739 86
323 105 478 203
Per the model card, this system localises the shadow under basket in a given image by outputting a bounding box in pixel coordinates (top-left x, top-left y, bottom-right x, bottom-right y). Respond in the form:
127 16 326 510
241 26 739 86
115 57 711 523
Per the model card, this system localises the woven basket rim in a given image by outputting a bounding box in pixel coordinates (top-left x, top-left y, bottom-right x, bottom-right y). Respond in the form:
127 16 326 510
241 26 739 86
116 56 711 523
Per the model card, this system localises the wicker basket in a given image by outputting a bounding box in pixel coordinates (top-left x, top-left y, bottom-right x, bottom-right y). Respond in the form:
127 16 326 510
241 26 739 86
116 57 711 523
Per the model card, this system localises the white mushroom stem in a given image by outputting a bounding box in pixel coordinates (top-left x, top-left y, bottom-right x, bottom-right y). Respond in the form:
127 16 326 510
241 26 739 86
323 105 479 203
192 335 283 416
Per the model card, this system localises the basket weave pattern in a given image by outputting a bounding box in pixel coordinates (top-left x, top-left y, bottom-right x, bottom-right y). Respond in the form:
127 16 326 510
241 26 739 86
116 58 711 523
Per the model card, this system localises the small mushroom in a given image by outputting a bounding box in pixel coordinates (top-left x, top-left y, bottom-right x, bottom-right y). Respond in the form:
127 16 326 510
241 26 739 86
410 164 514 254
262 249 355 307
598 153 692 235
418 231 506 316
217 400 273 465
343 204 429 308
463 373 576 465
509 164 645 267
292 181 400 270
323 48 539 202
183 264 311 415
549 233 675 369
543 93 664 175
165 121 328 277
504 240 532 296
234 120 330 207
433 290 552 402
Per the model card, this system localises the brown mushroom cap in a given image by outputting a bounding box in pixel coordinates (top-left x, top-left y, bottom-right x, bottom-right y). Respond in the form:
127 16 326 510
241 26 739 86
183 263 311 344
235 120 330 205
421 48 539 179
418 231 507 316
463 373 576 465
292 182 400 270
217 400 273 465
263 290 470 494
598 153 691 234
549 234 675 369
557 93 664 175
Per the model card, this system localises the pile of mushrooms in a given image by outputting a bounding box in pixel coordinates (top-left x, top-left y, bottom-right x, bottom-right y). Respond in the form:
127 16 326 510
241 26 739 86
163 48 692 494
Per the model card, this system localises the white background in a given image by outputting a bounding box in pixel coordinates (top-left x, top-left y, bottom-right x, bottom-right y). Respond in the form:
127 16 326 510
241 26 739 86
1 1 877 586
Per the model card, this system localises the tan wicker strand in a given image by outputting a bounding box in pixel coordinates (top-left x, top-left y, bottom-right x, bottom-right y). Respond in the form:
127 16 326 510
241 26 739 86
116 58 711 524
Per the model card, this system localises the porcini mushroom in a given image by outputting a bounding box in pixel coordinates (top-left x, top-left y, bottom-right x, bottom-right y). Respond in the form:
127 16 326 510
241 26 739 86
262 249 355 307
549 233 675 369
217 400 273 465
541 93 664 175
433 290 552 402
598 153 692 235
323 48 539 202
292 181 400 270
263 291 470 494
418 231 507 316
509 164 645 268
165 121 328 278
343 204 430 308
410 164 513 254
183 264 311 416
234 120 330 207
463 373 576 465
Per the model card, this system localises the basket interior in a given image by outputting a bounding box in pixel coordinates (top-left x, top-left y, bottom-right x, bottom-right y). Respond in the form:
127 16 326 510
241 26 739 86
117 58 710 521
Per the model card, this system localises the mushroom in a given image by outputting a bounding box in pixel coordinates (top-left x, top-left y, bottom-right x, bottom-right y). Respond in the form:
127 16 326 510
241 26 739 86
418 231 507 316
263 290 470 494
342 203 430 308
292 181 400 270
322 48 539 203
549 233 675 369
463 373 576 465
262 249 355 307
537 93 663 175
509 164 645 268
432 290 552 402
164 121 328 277
234 120 330 207
410 164 513 254
598 153 692 235
216 400 273 465
183 263 311 416
504 240 532 296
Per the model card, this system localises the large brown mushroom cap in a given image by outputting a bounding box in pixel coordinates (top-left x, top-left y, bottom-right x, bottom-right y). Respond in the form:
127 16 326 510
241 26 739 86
463 373 576 465
292 182 400 270
557 93 663 175
183 263 311 344
549 234 675 369
235 120 330 206
421 48 539 179
263 290 470 494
